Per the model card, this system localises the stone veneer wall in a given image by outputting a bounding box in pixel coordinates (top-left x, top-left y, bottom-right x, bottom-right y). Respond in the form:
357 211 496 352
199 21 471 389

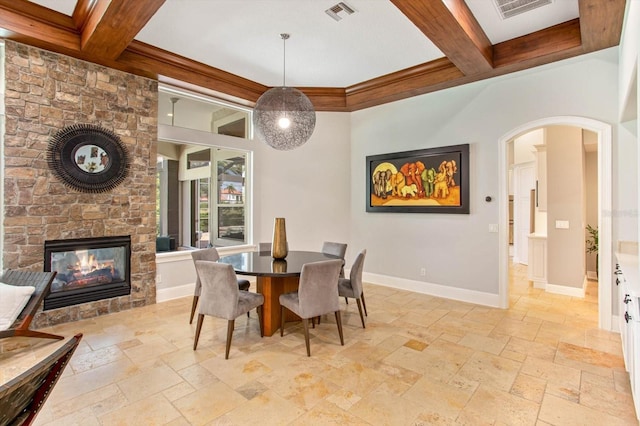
3 41 158 327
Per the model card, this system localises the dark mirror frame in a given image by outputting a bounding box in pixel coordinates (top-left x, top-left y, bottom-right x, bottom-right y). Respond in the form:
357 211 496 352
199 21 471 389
47 124 130 193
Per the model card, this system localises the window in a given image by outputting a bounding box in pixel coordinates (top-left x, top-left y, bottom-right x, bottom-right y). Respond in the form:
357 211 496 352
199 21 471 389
156 86 252 250
216 153 246 243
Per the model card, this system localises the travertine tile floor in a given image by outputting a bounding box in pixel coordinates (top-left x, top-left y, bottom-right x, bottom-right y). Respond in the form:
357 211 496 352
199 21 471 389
23 263 639 424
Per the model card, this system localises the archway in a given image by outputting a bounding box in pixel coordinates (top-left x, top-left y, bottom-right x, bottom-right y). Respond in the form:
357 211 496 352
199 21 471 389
498 116 612 330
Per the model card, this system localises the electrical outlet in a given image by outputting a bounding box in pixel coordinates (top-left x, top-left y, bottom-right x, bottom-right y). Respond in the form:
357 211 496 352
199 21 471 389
420 268 426 276
156 274 162 283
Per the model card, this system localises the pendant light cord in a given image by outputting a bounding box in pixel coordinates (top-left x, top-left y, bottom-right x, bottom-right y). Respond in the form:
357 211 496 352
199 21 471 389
280 33 289 87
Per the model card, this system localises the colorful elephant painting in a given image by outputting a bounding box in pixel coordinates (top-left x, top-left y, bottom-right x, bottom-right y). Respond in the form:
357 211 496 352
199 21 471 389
400 161 426 197
439 160 457 187
372 169 391 199
366 144 469 214
421 167 437 197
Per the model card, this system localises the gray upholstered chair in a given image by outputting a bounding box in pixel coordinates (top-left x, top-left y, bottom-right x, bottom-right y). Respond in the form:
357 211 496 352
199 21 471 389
279 259 344 356
190 247 251 324
321 241 347 277
193 261 264 359
258 242 271 252
338 249 367 328
321 241 355 309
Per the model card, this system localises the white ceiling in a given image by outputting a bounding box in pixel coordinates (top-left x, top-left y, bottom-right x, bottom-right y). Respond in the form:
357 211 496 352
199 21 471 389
30 0 579 88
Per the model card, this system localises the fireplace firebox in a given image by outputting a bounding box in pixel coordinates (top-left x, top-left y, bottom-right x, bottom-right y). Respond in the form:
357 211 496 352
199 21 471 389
44 235 131 310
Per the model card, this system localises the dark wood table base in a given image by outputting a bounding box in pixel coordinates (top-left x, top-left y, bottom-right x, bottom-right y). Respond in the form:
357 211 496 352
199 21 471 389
256 275 301 336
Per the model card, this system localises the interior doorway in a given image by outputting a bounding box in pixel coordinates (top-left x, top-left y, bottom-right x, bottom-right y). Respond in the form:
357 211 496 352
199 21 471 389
498 117 612 330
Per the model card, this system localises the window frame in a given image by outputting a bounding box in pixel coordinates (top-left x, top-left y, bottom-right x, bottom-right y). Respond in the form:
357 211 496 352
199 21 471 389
156 85 254 253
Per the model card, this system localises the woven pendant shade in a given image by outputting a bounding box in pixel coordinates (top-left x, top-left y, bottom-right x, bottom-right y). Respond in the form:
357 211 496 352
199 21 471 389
252 33 316 150
253 87 316 150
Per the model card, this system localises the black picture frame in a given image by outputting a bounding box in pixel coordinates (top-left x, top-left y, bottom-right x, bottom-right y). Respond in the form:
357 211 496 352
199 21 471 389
47 124 130 193
366 144 469 214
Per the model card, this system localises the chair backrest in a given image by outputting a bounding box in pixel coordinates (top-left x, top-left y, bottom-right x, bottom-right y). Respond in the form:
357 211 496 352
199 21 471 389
194 260 239 320
321 241 347 259
258 242 271 252
348 249 367 297
0 333 82 426
0 270 57 330
191 247 220 296
297 259 342 318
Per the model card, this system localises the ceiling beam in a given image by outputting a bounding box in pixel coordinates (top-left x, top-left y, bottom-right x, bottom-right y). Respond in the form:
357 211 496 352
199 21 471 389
344 20 585 111
0 0 627 113
71 0 96 32
76 0 167 60
346 58 463 110
390 0 493 75
578 0 626 52
493 19 582 68
0 0 79 51
119 41 268 104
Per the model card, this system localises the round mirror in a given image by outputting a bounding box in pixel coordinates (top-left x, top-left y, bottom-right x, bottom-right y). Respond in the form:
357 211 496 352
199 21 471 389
73 144 111 174
47 124 130 193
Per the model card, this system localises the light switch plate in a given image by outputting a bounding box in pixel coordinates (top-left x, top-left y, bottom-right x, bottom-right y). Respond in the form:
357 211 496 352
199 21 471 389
555 220 569 229
489 224 498 233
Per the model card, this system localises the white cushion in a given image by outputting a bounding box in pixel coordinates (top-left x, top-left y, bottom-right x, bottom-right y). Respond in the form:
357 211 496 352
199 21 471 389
0 282 35 331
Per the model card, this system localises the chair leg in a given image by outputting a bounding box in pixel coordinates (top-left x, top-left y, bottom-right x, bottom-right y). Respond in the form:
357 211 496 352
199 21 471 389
189 295 199 324
257 306 264 337
311 316 321 328
225 319 235 360
12 329 64 340
193 314 204 350
361 292 368 316
280 305 286 337
345 297 348 304
356 298 366 328
302 318 311 357
334 311 344 346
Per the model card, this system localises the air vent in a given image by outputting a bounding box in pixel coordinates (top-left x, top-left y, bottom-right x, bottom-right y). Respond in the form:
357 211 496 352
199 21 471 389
494 0 552 19
325 2 356 22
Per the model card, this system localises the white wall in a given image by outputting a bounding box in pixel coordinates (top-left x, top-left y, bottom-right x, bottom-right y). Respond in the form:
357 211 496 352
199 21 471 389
513 129 542 165
253 112 352 254
546 126 585 289
351 47 629 303
157 45 639 310
155 112 351 300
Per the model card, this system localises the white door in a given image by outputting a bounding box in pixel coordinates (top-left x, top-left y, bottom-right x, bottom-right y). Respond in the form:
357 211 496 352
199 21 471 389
513 162 535 265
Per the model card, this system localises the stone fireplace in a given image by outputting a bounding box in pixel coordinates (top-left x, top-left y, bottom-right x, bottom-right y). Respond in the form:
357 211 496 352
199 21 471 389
3 41 158 327
44 236 132 310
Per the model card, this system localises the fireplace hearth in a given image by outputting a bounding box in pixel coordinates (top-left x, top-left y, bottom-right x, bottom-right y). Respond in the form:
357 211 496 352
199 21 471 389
44 235 131 310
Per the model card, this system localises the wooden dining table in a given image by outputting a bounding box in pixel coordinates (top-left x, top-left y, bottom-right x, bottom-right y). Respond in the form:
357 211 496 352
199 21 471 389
217 250 341 336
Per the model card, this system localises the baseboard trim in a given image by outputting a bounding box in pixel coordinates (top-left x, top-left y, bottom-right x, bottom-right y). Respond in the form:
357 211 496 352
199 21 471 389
157 282 195 302
363 272 501 308
587 271 598 280
532 280 546 289
545 281 585 298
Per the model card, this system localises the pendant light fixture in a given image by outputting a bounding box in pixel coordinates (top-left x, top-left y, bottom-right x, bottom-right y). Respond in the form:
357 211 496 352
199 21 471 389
253 33 316 151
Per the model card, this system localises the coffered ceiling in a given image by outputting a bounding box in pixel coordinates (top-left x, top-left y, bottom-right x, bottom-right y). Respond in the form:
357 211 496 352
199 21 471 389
0 0 627 111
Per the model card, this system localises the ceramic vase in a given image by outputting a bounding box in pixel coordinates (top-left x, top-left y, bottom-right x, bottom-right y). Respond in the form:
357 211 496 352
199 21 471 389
271 217 288 259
